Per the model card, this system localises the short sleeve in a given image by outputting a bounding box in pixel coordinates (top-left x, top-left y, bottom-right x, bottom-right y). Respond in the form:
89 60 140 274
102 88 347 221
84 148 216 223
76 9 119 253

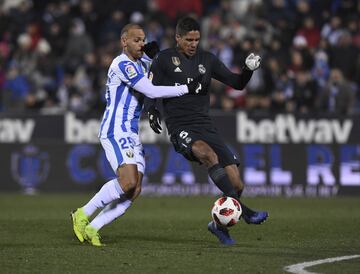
118 61 144 87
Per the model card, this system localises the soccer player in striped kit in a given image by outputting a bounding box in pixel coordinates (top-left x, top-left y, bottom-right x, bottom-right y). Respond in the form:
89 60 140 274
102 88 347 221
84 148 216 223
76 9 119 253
71 23 201 246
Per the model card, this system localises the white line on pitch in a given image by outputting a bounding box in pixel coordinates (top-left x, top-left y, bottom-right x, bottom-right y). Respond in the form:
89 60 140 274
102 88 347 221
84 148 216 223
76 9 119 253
284 254 360 274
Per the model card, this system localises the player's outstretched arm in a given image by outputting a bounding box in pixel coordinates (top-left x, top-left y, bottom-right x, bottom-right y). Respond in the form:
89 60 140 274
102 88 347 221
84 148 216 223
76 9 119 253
212 52 261 90
133 76 204 99
133 76 188 98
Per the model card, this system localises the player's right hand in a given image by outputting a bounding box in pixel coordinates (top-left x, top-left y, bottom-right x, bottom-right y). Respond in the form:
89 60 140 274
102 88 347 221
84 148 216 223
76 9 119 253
147 106 162 134
186 74 206 95
142 41 160 59
245 53 261 71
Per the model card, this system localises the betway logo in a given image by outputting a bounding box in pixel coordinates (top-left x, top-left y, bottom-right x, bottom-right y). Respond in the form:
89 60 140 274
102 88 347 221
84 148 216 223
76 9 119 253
237 112 353 143
0 118 35 143
65 113 100 143
65 112 169 144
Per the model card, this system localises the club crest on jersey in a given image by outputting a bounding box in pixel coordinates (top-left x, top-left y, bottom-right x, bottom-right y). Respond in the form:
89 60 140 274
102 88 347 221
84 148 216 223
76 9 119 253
125 65 137 79
198 64 206 74
126 150 134 158
172 57 181 66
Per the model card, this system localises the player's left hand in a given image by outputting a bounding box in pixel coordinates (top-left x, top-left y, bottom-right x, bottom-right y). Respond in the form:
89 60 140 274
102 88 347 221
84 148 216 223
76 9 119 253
147 106 162 134
245 53 261 71
142 41 160 59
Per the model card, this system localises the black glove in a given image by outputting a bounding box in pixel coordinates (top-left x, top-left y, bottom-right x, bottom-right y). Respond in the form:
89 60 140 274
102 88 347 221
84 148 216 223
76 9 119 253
186 74 206 95
147 106 162 134
142 41 160 59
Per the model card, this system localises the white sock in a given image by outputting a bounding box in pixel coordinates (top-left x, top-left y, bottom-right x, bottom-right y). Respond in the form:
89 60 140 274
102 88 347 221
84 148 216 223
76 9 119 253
90 199 132 230
82 179 124 217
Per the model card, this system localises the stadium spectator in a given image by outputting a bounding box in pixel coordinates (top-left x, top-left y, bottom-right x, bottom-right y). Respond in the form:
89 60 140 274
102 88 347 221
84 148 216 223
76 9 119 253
154 0 202 20
347 15 360 48
63 19 94 71
316 68 356 115
77 0 99 41
296 16 321 49
311 50 330 88
0 0 359 114
3 61 31 110
328 31 359 82
287 70 318 114
271 73 293 113
321 15 344 46
98 10 126 46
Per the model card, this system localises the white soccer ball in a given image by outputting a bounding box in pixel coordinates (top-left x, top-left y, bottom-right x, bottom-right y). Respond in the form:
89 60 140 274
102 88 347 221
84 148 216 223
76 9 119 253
211 196 242 227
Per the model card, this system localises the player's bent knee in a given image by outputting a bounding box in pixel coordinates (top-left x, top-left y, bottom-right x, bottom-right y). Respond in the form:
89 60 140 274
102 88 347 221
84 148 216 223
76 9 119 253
116 164 139 194
207 151 218 163
132 185 142 201
117 177 137 194
200 151 218 166
192 142 218 166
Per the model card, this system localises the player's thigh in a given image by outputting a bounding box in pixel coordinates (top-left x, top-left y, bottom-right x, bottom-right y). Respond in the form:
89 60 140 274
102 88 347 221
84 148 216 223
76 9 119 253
116 163 138 188
170 127 203 162
130 132 146 176
204 128 240 167
122 133 145 193
100 135 138 173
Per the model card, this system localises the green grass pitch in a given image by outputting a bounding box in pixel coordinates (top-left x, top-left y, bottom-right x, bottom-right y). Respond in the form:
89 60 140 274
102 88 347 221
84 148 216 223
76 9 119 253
1 194 359 273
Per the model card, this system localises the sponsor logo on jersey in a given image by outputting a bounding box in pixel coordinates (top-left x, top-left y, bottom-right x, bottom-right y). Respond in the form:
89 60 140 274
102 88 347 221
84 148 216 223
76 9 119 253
198 64 206 74
125 65 137 79
172 56 180 66
174 67 182 72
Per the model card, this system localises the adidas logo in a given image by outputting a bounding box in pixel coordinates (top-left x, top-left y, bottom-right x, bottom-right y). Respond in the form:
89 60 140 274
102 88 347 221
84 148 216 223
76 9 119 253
174 67 182 72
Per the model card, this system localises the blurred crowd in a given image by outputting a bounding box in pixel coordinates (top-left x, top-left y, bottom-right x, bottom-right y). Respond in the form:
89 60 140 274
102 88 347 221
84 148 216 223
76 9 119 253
0 0 359 115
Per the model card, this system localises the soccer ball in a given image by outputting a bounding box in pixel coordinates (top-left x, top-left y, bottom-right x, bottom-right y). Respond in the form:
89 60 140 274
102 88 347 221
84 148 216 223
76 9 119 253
211 196 242 227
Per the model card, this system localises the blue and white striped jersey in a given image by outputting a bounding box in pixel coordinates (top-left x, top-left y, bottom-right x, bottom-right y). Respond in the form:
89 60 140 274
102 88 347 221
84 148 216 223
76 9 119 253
99 52 189 139
98 53 151 138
